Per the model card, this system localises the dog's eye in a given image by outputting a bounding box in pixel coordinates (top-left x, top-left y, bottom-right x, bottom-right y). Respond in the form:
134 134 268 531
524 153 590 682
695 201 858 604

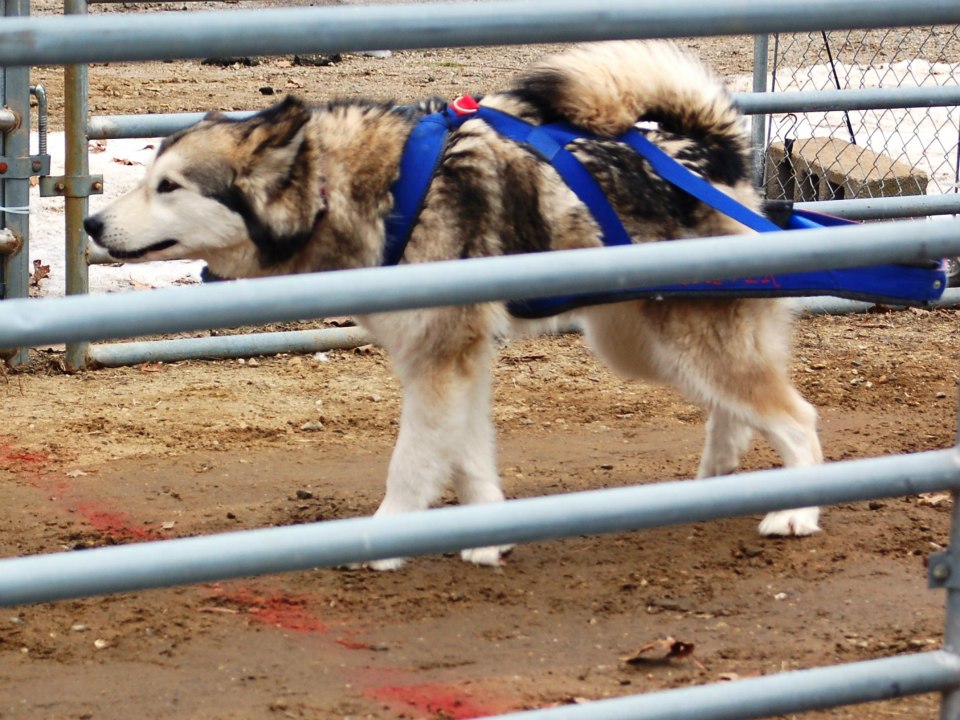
156 179 182 194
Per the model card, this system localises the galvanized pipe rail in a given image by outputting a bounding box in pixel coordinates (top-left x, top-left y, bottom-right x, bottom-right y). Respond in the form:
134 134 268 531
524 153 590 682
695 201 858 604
80 287 960 367
0 108 16 133
2 219 958 349
86 85 960 140
1 448 958 605
89 326 372 366
1 0 960 66
492 652 960 720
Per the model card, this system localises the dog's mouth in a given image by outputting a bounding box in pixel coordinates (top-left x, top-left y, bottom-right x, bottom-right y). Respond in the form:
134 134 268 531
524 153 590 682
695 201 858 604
104 239 179 260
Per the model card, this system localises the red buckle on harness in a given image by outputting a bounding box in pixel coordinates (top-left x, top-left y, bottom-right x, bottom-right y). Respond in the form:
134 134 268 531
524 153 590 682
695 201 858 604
449 95 480 116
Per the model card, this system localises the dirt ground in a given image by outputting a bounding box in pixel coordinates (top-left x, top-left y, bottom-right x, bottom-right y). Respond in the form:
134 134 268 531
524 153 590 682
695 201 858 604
4 4 960 719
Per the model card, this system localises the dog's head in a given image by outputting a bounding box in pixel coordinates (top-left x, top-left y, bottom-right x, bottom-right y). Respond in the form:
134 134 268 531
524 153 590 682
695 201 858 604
84 96 325 277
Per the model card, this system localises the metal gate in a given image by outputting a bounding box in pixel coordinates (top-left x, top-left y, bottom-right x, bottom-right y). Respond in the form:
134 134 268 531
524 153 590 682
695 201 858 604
3 1 960 718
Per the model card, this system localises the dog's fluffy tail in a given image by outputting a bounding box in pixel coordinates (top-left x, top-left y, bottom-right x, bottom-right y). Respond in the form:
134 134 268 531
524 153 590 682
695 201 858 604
516 41 743 144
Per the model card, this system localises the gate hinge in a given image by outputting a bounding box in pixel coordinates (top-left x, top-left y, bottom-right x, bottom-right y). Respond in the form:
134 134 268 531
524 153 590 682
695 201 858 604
39 174 104 198
928 550 960 590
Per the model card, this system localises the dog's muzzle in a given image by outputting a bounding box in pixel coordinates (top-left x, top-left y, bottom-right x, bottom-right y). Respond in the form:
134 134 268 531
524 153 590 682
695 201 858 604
83 215 178 260
82 215 106 244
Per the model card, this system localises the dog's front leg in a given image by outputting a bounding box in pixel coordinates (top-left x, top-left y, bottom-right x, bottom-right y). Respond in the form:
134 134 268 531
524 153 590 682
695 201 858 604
367 312 508 570
450 364 513 567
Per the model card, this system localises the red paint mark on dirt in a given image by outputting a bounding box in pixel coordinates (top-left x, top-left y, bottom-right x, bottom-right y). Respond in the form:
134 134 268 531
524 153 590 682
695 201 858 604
204 584 329 634
70 501 157 542
0 440 53 473
1 437 155 543
1 448 50 466
367 682 511 720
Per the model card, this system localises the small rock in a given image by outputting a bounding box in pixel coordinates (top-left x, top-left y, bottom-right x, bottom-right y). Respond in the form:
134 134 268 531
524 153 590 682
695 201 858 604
937 391 948 399
259 86 275 96
71 624 87 632
94 638 110 650
161 521 176 530
868 500 885 511
293 52 343 67
296 489 314 500
247 359 260 367
300 421 324 432
201 56 262 67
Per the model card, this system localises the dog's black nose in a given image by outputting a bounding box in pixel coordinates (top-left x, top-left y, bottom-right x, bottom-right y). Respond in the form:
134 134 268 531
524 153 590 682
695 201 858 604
83 216 104 243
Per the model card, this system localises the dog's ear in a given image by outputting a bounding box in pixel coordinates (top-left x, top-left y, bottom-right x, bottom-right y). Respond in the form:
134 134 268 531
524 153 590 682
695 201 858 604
203 110 228 122
246 96 312 151
233 96 311 181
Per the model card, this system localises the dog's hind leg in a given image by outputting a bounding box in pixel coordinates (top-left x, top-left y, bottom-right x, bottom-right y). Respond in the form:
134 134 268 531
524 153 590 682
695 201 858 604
748 386 823 536
580 299 823 537
699 393 821 535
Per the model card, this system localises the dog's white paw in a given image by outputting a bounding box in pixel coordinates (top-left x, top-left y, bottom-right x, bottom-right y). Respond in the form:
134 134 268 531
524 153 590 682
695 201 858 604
366 556 408 572
759 507 821 537
460 545 514 567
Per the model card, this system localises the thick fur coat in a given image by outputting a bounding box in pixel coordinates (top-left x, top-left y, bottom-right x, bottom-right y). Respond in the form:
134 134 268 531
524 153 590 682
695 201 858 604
85 41 823 568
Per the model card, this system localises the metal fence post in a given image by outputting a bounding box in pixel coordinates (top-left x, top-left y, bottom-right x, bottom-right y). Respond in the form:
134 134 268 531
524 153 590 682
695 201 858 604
0 0 32 367
943 498 960 719
750 34 769 190
62 0 91 371
940 408 960 718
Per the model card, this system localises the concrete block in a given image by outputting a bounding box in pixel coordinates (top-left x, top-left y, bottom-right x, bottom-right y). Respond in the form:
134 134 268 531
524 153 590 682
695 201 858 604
765 138 928 202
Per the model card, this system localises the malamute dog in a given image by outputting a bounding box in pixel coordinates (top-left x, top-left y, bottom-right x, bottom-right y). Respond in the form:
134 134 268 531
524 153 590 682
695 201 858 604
84 41 823 569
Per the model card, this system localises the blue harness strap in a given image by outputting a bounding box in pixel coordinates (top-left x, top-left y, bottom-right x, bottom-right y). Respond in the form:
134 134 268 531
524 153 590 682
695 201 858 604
383 112 456 266
385 98 946 316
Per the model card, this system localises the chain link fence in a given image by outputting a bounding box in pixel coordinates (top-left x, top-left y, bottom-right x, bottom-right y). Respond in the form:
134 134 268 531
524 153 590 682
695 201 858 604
762 27 960 203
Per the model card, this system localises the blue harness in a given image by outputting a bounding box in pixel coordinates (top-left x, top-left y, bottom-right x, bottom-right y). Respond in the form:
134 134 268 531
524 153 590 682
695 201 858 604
385 97 946 319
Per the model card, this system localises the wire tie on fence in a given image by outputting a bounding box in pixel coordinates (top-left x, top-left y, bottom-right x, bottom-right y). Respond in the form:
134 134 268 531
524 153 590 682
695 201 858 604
0 205 31 215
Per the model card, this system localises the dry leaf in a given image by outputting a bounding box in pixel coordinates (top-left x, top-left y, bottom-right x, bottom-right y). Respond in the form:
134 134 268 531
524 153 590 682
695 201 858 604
285 77 306 88
88 140 108 153
622 636 706 672
111 156 143 166
30 259 51 288
919 492 952 507
65 469 89 478
139 362 164 373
